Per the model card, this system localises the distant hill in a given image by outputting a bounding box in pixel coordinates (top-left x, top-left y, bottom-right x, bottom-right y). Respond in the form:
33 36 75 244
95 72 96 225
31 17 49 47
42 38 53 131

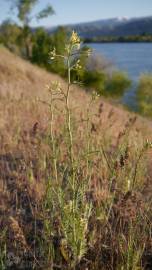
46 16 152 38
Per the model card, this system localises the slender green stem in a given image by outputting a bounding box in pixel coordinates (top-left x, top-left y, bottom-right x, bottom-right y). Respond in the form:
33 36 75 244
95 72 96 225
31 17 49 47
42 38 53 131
49 94 58 183
66 53 80 264
67 57 73 159
66 56 74 180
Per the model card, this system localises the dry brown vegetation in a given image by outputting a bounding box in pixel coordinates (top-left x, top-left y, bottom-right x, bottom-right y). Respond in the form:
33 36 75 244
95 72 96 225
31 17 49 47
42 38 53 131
0 47 152 269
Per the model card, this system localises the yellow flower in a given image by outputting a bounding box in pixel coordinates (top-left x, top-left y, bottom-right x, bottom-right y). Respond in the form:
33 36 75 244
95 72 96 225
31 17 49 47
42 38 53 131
75 59 82 70
49 47 56 60
70 31 81 48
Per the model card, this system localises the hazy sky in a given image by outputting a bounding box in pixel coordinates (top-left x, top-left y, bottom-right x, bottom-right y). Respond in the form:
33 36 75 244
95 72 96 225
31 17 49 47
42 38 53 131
0 0 152 27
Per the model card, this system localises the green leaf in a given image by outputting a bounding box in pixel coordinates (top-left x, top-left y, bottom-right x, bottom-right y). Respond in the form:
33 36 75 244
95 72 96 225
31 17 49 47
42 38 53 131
36 5 55 20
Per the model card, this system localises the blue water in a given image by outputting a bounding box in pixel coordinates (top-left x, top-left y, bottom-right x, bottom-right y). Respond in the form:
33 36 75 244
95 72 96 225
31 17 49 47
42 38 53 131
87 43 152 110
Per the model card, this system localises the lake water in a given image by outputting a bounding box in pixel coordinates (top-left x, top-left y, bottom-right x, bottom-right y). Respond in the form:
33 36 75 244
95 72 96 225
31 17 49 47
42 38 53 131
87 43 152 110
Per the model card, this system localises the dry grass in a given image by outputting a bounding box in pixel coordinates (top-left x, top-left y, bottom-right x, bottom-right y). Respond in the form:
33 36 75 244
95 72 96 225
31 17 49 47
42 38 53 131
0 47 152 269
0 47 152 144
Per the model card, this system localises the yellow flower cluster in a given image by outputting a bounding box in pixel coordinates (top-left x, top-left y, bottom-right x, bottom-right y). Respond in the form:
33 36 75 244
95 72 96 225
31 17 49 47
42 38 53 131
75 59 82 70
49 47 56 60
70 30 81 45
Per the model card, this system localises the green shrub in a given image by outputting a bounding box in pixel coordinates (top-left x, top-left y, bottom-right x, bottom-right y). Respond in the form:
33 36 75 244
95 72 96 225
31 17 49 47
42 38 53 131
137 74 152 117
31 27 53 68
49 26 68 76
104 71 131 98
83 70 106 92
81 70 131 99
0 20 22 54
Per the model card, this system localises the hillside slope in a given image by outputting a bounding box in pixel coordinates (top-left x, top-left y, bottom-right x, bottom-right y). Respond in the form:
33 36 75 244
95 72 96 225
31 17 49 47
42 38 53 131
1 47 152 269
0 48 152 199
0 47 151 139
0 47 152 185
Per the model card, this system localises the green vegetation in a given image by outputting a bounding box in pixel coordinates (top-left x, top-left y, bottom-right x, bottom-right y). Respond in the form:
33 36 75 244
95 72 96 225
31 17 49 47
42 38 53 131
82 70 131 98
6 0 54 58
0 20 22 54
0 17 131 99
137 74 152 117
84 34 152 43
31 26 67 76
105 72 131 97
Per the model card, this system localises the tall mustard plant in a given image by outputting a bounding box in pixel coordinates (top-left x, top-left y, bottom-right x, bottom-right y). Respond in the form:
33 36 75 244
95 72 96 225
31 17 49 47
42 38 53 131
43 31 92 270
